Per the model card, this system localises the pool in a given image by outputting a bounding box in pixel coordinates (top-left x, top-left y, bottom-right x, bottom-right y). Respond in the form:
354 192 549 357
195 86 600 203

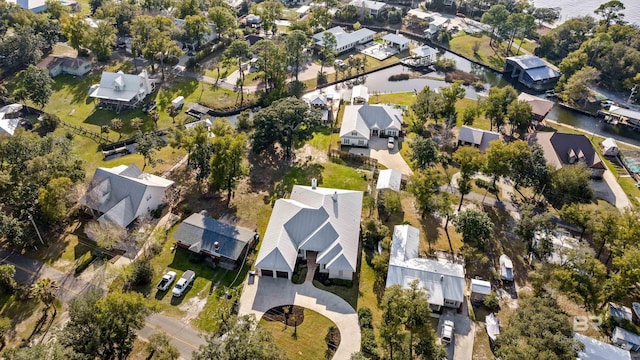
621 151 640 174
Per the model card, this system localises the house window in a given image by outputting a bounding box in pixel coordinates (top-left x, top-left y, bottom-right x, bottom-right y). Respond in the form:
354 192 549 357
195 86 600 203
444 299 457 306
358 140 365 146
351 131 358 136
338 270 343 277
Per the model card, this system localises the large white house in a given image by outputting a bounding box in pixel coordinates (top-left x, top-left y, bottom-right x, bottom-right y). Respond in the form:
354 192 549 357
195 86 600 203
340 105 403 147
313 26 375 54
81 164 174 228
348 0 387 18
255 182 363 280
89 70 154 112
386 225 465 311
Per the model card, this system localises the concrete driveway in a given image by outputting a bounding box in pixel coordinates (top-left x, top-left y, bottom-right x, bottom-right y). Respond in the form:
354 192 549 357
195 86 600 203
437 304 474 360
591 170 631 210
348 137 413 175
238 276 361 360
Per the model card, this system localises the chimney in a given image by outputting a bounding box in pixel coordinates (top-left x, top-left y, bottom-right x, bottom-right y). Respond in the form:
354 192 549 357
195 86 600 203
311 178 317 189
214 242 220 253
332 191 338 202
440 275 444 282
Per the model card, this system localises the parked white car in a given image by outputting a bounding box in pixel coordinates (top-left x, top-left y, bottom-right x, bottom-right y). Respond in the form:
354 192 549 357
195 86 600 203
387 137 395 150
441 320 454 344
157 271 176 291
172 270 195 297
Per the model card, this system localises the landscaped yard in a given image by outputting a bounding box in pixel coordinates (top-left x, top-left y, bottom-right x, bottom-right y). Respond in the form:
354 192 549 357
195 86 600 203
0 294 55 348
259 307 337 360
449 34 517 70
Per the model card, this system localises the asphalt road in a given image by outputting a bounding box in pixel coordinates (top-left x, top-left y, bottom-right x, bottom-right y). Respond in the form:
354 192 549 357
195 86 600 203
0 248 205 360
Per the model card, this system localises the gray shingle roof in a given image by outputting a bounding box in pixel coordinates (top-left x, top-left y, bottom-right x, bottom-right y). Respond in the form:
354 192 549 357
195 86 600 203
174 213 257 261
340 105 403 139
458 126 500 152
255 186 363 274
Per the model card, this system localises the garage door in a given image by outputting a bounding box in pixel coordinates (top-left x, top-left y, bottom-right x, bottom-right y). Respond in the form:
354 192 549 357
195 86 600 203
276 271 289 279
261 269 273 277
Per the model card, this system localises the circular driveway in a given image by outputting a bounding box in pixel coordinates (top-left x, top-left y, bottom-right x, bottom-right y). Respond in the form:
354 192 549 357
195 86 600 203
239 276 361 360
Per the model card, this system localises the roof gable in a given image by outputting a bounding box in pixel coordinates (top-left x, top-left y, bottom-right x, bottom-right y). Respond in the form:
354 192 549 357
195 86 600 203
340 105 404 139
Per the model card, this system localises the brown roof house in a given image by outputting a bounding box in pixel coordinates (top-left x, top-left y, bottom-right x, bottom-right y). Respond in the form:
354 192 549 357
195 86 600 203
528 132 606 178
517 93 554 123
37 56 92 77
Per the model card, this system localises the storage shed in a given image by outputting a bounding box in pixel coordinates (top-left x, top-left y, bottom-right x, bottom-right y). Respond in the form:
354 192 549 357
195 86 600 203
602 138 619 156
612 326 640 352
470 279 491 302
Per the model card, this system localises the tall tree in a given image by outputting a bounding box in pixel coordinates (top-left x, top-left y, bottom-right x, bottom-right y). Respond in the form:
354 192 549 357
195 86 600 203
60 14 89 52
183 14 210 50
594 0 625 30
136 131 164 168
209 133 248 205
207 6 236 39
410 86 444 130
256 0 283 34
410 135 439 170
285 30 309 82
545 165 594 207
318 31 337 83
110 118 123 141
251 97 319 159
562 66 600 107
408 168 444 218
31 277 58 317
453 146 485 210
506 99 533 136
484 85 518 132
87 20 116 61
192 315 284 360
453 209 493 248
145 331 179 360
16 65 54 108
439 81 466 124
224 40 250 105
481 4 510 46
37 177 72 222
61 290 153 359
495 296 578 359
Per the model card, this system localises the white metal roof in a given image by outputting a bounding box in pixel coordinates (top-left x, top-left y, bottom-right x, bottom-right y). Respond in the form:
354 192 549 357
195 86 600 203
410 45 437 58
351 85 369 103
386 225 465 305
382 33 410 46
613 327 640 348
314 27 376 51
602 137 618 149
576 333 631 360
376 169 402 192
81 164 174 227
471 279 491 295
609 106 640 121
255 185 363 274
89 70 151 102
0 117 21 136
349 0 386 11
340 105 403 140
499 255 513 281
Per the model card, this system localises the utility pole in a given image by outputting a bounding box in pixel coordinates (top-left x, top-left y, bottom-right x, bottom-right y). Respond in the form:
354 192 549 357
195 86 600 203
28 213 45 246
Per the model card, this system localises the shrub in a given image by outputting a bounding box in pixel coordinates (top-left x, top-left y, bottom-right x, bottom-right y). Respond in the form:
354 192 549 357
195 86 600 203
237 110 253 131
74 252 95 275
434 57 456 72
41 113 61 132
361 328 379 358
362 218 391 250
358 307 373 329
0 264 16 293
186 57 197 70
128 259 153 286
483 291 500 311
388 74 410 81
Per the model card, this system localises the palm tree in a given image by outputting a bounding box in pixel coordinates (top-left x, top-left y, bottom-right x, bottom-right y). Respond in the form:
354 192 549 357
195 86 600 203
31 278 58 317
110 118 123 141
130 117 143 132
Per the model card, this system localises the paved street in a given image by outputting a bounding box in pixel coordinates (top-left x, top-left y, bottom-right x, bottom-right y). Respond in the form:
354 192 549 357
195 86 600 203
239 276 361 360
0 248 204 360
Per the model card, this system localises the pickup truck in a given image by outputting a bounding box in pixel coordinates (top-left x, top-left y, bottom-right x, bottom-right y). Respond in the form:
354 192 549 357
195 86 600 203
441 320 454 344
157 271 176 291
172 270 196 297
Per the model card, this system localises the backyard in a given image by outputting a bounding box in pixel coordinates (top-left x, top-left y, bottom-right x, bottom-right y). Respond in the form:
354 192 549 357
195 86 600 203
448 34 522 70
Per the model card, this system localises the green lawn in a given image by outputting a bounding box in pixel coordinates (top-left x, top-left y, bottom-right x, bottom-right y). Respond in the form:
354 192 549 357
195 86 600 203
0 294 49 348
449 34 512 70
456 98 491 130
307 126 337 152
370 92 416 106
260 308 336 360
320 162 367 191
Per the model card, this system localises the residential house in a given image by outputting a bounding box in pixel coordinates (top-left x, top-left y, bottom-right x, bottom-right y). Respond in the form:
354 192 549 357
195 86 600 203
612 327 640 352
602 138 619 156
255 181 363 280
575 333 631 360
517 92 554 123
8 0 78 13
174 212 258 270
89 70 154 112
386 225 465 311
174 18 217 50
37 56 92 77
376 169 402 193
245 14 262 28
382 33 410 52
351 84 369 104
349 0 387 18
470 279 491 302
81 164 174 228
527 132 606 178
532 230 592 265
340 104 403 147
404 45 437 67
0 104 24 136
313 27 375 54
505 55 561 90
457 125 500 153
609 303 634 323
405 9 449 39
